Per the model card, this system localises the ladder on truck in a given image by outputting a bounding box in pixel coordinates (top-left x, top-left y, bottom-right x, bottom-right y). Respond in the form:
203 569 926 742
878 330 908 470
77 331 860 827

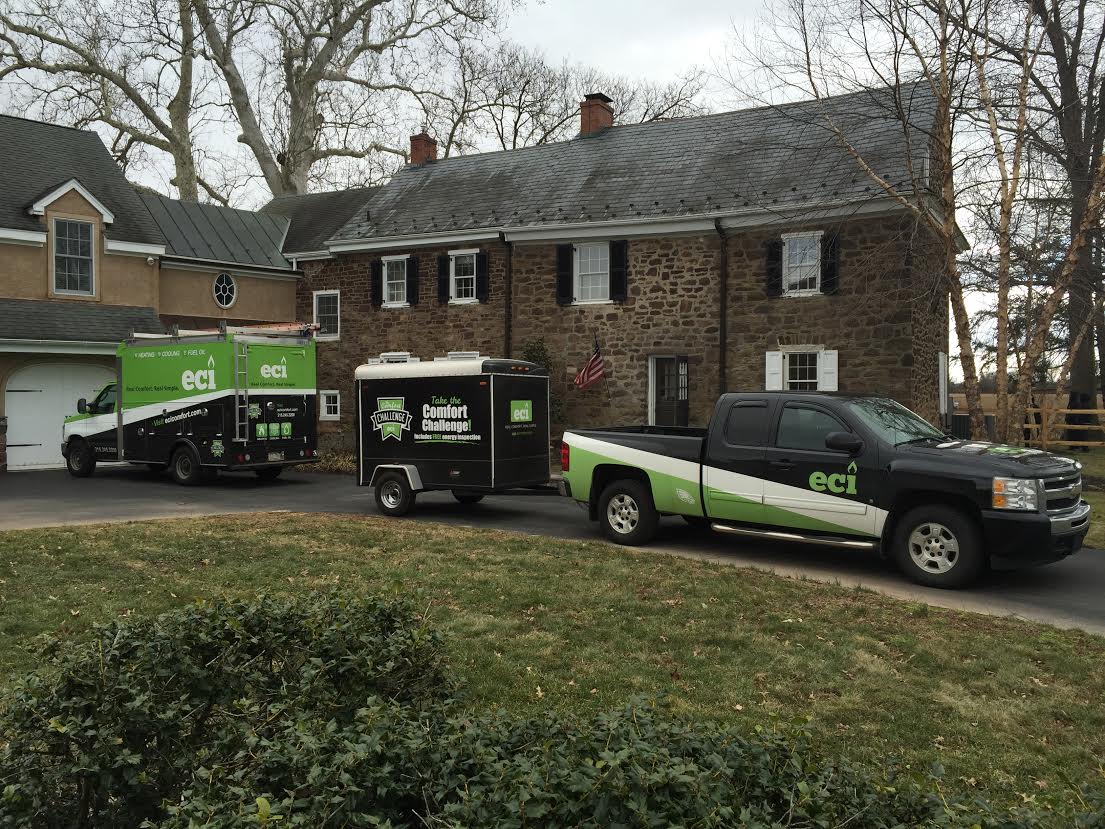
233 339 250 441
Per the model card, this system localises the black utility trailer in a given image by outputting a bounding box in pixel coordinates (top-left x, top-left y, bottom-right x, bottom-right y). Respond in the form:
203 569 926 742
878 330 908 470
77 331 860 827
355 352 551 515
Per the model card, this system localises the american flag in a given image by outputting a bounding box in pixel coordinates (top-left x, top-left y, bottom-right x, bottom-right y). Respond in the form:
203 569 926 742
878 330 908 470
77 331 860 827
574 338 606 391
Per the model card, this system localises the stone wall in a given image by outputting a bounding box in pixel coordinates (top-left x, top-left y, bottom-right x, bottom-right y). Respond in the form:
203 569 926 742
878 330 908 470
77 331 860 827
724 216 941 411
299 214 947 445
297 242 510 452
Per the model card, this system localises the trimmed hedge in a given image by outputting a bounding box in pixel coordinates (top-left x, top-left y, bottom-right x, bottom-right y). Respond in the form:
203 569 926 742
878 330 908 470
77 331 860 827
1 594 1102 828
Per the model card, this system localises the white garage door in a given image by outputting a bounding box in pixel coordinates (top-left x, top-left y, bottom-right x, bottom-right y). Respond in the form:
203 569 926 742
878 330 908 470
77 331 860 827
5 362 115 469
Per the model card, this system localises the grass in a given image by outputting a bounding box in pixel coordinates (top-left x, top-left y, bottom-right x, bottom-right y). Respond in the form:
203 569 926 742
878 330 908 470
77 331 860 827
1 513 1103 807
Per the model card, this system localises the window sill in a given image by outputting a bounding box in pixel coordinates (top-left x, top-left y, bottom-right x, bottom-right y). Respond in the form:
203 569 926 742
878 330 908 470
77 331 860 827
315 335 340 342
781 289 822 298
381 302 410 310
571 299 614 307
319 415 341 422
449 298 480 306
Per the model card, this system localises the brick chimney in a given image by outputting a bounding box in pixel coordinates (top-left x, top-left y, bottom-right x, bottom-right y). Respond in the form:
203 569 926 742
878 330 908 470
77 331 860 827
580 92 614 136
409 131 437 165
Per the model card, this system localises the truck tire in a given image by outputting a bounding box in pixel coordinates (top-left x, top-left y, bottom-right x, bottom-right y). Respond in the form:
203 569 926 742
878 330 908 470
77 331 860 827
452 490 484 504
255 467 283 481
65 439 96 478
598 479 659 546
892 504 985 589
170 446 204 487
375 472 415 517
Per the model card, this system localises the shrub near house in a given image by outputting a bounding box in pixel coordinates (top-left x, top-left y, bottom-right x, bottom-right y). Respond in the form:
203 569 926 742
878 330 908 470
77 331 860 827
2 593 1104 828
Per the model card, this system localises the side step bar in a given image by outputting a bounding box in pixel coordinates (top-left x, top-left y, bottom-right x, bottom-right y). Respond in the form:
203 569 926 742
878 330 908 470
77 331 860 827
711 522 877 550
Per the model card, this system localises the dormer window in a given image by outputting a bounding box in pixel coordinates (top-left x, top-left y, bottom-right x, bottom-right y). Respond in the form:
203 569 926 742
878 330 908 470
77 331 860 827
53 219 94 295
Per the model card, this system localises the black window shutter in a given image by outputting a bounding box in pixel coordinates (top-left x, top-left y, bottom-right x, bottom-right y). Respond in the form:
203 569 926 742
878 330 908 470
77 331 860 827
475 252 489 302
820 233 840 295
406 256 419 305
609 240 628 302
437 255 449 303
555 244 574 305
370 260 383 307
764 239 783 297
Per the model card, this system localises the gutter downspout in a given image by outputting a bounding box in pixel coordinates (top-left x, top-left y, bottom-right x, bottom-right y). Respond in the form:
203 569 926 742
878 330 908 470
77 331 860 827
499 231 513 357
714 219 728 396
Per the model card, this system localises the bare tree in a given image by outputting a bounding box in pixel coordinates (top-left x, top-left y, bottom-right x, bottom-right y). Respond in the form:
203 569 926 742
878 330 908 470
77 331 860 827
421 42 706 157
191 0 492 196
0 0 224 201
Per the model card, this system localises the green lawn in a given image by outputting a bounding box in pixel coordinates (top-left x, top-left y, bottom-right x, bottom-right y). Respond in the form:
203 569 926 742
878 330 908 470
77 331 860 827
1 514 1103 808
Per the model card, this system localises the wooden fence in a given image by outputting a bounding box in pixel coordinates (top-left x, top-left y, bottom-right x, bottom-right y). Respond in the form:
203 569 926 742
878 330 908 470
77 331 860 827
1024 405 1105 450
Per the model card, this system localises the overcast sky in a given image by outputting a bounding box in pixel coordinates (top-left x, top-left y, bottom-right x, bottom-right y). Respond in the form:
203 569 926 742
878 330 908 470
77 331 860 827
504 0 758 95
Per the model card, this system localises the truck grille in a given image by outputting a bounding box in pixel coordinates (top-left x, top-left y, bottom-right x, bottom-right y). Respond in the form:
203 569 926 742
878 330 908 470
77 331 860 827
1042 470 1082 515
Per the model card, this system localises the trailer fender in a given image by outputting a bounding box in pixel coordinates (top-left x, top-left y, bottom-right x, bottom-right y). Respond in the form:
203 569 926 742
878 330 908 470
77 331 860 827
368 464 424 492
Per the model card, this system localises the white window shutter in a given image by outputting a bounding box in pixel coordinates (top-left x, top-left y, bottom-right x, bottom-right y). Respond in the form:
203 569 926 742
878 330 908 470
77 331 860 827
818 349 838 391
765 351 783 390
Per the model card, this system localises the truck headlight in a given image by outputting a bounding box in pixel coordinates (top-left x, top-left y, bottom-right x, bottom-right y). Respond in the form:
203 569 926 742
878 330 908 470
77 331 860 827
992 477 1039 511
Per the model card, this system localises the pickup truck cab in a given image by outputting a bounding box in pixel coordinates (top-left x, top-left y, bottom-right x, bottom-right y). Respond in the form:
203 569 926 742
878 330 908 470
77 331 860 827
560 392 1089 588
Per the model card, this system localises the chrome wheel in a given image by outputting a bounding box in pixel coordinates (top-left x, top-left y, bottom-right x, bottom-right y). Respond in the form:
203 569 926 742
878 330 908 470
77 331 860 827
606 493 640 535
380 480 404 510
908 522 960 574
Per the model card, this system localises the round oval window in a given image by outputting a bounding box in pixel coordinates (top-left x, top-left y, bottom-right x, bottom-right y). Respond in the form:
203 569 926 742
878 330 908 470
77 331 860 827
213 272 236 309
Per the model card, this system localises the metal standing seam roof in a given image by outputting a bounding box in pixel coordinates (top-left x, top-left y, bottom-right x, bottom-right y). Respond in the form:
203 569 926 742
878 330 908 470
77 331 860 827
329 83 936 244
0 298 165 342
136 191 293 270
0 115 165 246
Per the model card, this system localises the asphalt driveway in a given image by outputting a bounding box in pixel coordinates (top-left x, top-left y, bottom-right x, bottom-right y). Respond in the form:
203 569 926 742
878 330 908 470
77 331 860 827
2 465 1104 634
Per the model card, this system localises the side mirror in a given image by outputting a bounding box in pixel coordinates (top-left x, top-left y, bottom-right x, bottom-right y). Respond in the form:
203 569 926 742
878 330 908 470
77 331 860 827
825 431 863 455
77 398 88 414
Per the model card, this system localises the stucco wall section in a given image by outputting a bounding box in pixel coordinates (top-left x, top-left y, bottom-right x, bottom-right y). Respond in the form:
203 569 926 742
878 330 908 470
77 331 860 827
1 189 158 307
159 267 297 322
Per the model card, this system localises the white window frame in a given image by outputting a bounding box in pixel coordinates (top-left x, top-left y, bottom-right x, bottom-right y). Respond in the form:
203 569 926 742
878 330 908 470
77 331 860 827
213 272 237 309
765 346 837 391
573 241 611 305
313 290 341 340
382 254 409 308
783 348 821 391
52 217 96 296
448 248 479 304
781 230 823 297
320 390 341 421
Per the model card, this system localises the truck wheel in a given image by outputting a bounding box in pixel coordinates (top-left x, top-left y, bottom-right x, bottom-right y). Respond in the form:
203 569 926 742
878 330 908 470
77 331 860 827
598 480 659 546
892 505 985 589
375 473 414 517
170 446 204 487
255 467 283 481
65 439 96 478
452 490 484 504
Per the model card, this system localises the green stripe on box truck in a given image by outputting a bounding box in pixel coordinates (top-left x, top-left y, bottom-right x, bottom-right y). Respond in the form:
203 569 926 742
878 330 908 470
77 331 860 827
247 343 316 389
120 341 233 407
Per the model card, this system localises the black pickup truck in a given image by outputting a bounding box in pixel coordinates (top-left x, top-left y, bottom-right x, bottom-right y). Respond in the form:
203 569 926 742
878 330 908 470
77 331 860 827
559 392 1089 588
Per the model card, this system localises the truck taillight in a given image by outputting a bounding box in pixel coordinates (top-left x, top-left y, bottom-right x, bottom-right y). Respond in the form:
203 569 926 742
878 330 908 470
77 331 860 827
560 442 570 472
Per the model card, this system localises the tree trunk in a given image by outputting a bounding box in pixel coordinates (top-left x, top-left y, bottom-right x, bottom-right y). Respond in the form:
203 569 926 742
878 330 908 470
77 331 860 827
166 0 199 201
1066 180 1097 427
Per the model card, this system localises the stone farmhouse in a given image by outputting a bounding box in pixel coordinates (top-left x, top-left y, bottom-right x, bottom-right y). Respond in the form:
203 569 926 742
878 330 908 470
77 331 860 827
273 86 950 451
0 83 950 469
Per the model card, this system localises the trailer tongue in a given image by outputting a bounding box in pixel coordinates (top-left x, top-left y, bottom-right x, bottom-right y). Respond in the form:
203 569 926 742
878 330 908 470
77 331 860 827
355 352 552 515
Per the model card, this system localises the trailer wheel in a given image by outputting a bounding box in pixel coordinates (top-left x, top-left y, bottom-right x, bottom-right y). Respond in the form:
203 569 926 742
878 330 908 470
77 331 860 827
65 439 96 478
375 473 415 517
170 446 204 486
255 467 283 481
598 479 659 546
452 490 484 504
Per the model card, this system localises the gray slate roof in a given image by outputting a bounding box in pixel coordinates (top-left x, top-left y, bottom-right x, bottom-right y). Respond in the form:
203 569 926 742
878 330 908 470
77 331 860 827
137 192 292 270
0 298 165 342
330 84 935 243
261 187 378 253
0 115 164 246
